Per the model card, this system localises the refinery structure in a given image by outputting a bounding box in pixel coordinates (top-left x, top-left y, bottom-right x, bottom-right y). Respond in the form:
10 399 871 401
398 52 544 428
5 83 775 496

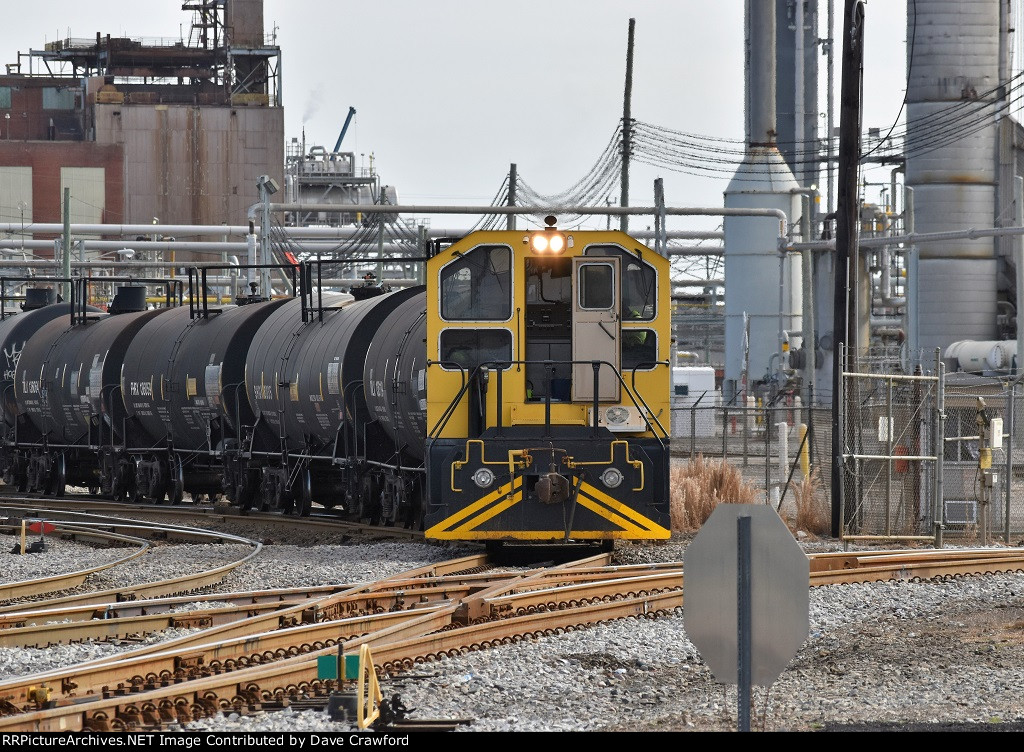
0 1 1023 405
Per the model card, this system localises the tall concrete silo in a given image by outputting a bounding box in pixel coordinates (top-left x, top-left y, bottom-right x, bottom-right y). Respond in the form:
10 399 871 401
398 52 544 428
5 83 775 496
723 0 803 403
906 0 1000 356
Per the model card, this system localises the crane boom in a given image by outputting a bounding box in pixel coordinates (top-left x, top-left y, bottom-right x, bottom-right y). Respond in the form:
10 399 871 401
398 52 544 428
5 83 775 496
333 107 357 153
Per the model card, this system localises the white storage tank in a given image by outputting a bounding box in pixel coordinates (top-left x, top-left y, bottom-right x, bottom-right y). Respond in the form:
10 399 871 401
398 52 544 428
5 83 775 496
672 367 718 438
943 339 1016 374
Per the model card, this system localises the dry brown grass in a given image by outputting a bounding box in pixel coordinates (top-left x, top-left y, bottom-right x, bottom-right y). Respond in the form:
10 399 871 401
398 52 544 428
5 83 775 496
669 454 759 533
790 467 831 538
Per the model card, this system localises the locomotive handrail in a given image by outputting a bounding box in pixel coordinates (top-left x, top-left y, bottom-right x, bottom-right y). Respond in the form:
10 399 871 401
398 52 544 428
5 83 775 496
424 361 470 439
425 357 669 447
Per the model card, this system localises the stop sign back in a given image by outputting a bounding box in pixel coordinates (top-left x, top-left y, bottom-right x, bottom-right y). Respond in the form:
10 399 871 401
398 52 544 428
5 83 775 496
684 504 810 686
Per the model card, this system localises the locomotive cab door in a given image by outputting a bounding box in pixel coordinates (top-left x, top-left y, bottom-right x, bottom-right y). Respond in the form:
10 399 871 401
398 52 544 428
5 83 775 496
571 257 620 402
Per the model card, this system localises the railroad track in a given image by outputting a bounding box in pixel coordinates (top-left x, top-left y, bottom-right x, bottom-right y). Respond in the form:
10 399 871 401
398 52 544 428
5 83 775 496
0 546 1022 731
0 494 425 540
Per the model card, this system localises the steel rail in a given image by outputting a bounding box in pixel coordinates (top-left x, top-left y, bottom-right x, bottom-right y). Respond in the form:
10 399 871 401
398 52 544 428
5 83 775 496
0 526 151 601
3 549 1024 730
0 584 356 629
0 520 262 614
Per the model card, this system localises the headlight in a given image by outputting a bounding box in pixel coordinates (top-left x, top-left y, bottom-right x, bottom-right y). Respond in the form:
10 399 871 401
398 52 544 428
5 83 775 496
472 468 495 488
529 232 567 254
601 467 624 489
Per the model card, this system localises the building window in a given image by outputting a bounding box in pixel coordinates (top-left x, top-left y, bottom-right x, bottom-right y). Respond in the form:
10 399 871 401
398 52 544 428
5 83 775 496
42 87 75 110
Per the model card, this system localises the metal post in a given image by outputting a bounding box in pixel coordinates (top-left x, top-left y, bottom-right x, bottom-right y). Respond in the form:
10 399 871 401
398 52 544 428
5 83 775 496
800 195 816 410
62 187 71 301
736 513 752 733
417 225 427 284
933 349 945 547
885 377 892 535
1004 381 1014 544
260 182 271 297
1015 177 1023 380
905 187 918 368
376 188 385 281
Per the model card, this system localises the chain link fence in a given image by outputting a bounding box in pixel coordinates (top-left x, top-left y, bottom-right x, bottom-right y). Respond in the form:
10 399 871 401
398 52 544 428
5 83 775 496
669 368 1024 545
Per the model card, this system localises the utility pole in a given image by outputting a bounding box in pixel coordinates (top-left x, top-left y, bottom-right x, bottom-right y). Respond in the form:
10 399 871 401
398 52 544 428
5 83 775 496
831 0 864 539
507 163 517 231
620 18 634 234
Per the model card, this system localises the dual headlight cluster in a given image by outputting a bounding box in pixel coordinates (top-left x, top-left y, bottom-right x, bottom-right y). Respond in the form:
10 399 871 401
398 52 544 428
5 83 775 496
472 465 623 489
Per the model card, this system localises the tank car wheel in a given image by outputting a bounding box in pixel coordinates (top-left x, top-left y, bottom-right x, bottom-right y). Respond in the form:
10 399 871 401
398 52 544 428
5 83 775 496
359 475 381 525
150 460 169 504
236 474 256 512
293 468 313 517
50 454 67 499
169 458 184 505
275 483 293 514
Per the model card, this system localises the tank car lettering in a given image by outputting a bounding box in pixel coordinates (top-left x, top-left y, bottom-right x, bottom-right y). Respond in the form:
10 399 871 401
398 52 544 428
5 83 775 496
129 381 154 397
253 384 274 400
204 364 221 407
89 357 104 403
327 361 340 395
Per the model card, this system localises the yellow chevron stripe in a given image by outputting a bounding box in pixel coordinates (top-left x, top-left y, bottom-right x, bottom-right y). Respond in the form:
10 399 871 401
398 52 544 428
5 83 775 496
425 478 670 540
424 478 522 537
576 482 671 535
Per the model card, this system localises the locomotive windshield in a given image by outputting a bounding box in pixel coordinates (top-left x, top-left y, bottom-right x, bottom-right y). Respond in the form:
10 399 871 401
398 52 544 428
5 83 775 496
439 244 512 321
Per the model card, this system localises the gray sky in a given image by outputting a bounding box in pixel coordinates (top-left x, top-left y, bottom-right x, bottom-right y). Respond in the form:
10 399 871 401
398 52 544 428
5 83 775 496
1 1 910 227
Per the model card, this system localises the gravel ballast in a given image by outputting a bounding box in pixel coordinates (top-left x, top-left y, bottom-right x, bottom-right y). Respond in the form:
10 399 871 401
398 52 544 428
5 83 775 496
3 528 1024 733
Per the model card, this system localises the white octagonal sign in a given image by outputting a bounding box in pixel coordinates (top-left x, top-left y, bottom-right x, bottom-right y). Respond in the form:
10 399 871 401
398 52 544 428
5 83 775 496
684 504 810 686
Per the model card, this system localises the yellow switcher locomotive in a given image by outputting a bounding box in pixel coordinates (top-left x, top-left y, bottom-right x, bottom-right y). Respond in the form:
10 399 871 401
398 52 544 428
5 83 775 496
423 218 672 548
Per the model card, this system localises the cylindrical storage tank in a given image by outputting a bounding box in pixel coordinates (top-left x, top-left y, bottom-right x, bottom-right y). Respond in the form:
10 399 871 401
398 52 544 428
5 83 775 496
943 338 1017 373
121 299 292 450
247 287 424 450
918 258 999 348
16 305 168 444
0 303 99 430
363 291 427 461
906 0 999 356
723 147 802 401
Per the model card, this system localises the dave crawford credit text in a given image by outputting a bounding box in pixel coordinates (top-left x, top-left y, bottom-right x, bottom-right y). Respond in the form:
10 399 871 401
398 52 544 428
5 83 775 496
1 734 413 747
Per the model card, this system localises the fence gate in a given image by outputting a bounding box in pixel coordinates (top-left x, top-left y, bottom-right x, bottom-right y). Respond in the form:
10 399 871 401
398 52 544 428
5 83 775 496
841 368 941 543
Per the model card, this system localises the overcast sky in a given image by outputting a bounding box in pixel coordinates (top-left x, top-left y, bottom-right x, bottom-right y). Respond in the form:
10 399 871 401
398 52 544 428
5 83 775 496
0 1 911 228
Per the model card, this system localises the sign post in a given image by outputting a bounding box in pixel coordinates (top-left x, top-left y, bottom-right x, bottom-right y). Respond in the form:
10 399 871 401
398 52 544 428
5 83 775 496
684 504 810 731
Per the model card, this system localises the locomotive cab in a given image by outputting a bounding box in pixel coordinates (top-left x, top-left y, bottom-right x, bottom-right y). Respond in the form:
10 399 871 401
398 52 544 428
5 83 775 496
424 221 672 545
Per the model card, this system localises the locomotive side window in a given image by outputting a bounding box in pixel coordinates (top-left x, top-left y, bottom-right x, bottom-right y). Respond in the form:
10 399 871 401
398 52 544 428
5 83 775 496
585 244 656 320
440 245 512 321
622 329 658 370
439 328 512 371
578 264 614 309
